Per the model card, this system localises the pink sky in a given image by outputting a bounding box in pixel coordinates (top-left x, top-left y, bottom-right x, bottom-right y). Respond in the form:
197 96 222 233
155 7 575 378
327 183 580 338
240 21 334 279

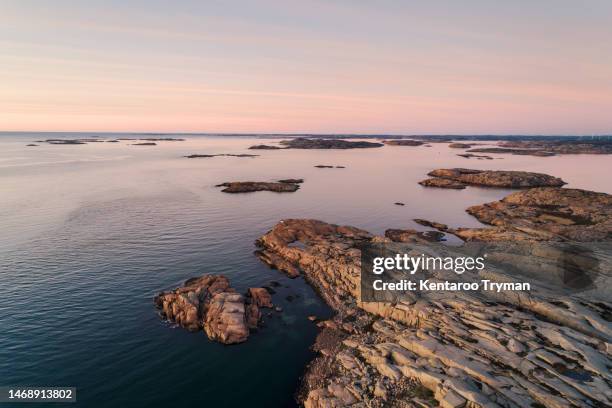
1 1 611 134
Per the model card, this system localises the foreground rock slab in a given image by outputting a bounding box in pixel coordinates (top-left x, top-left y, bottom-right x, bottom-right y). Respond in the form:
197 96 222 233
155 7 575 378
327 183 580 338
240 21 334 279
421 168 566 189
255 219 611 408
154 275 270 344
279 138 383 149
216 181 301 193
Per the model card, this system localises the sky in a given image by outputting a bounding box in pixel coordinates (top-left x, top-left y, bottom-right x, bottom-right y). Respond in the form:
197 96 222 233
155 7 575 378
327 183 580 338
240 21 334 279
1 0 611 134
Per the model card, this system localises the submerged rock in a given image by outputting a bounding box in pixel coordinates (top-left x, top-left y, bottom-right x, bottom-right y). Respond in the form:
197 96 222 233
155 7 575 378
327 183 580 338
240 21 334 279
255 218 611 408
216 181 300 193
279 138 383 149
132 142 157 146
422 168 566 189
26 144 38 147
154 275 267 344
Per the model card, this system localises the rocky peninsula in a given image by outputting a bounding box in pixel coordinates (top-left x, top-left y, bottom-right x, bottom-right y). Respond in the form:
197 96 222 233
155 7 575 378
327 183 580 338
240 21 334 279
419 168 566 189
254 218 611 407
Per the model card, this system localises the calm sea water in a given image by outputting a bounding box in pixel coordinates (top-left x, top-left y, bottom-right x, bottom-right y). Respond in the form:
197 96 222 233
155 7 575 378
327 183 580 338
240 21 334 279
1 133 610 407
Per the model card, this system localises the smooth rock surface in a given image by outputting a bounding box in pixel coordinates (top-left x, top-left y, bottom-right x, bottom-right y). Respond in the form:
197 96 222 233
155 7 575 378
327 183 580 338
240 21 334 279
255 218 611 408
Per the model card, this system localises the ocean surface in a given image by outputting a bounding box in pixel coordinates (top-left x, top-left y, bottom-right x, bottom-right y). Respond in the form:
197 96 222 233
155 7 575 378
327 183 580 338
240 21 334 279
1 133 610 407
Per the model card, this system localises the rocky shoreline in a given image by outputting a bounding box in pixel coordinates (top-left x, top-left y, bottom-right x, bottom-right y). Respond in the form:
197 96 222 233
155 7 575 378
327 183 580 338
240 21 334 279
254 214 611 408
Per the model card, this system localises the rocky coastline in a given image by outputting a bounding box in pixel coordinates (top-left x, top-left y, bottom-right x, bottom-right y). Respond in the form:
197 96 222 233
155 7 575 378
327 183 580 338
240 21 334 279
254 213 611 408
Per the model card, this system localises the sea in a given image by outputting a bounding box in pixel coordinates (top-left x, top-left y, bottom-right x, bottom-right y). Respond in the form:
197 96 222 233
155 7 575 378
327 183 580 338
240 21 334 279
1 133 610 407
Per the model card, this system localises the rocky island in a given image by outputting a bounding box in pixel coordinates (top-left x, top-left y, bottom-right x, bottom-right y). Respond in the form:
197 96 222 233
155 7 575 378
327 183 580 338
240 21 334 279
216 180 302 193
419 168 566 189
383 140 425 146
466 140 612 157
279 138 383 149
447 142 472 148
154 275 272 344
185 153 258 158
466 147 556 157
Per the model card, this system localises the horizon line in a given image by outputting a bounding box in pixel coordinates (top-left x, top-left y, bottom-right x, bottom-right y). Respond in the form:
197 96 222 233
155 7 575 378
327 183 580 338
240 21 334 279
1 131 611 138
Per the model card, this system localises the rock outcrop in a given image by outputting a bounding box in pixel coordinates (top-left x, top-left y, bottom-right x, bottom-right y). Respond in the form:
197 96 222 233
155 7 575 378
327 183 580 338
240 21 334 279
248 144 283 150
453 187 612 242
420 168 566 189
497 140 612 155
43 139 88 145
185 153 258 158
448 143 472 148
384 229 445 243
279 138 383 149
216 181 301 193
278 178 304 184
457 153 494 160
418 178 467 189
384 140 425 146
255 219 611 408
466 147 556 157
154 275 269 344
132 142 157 146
